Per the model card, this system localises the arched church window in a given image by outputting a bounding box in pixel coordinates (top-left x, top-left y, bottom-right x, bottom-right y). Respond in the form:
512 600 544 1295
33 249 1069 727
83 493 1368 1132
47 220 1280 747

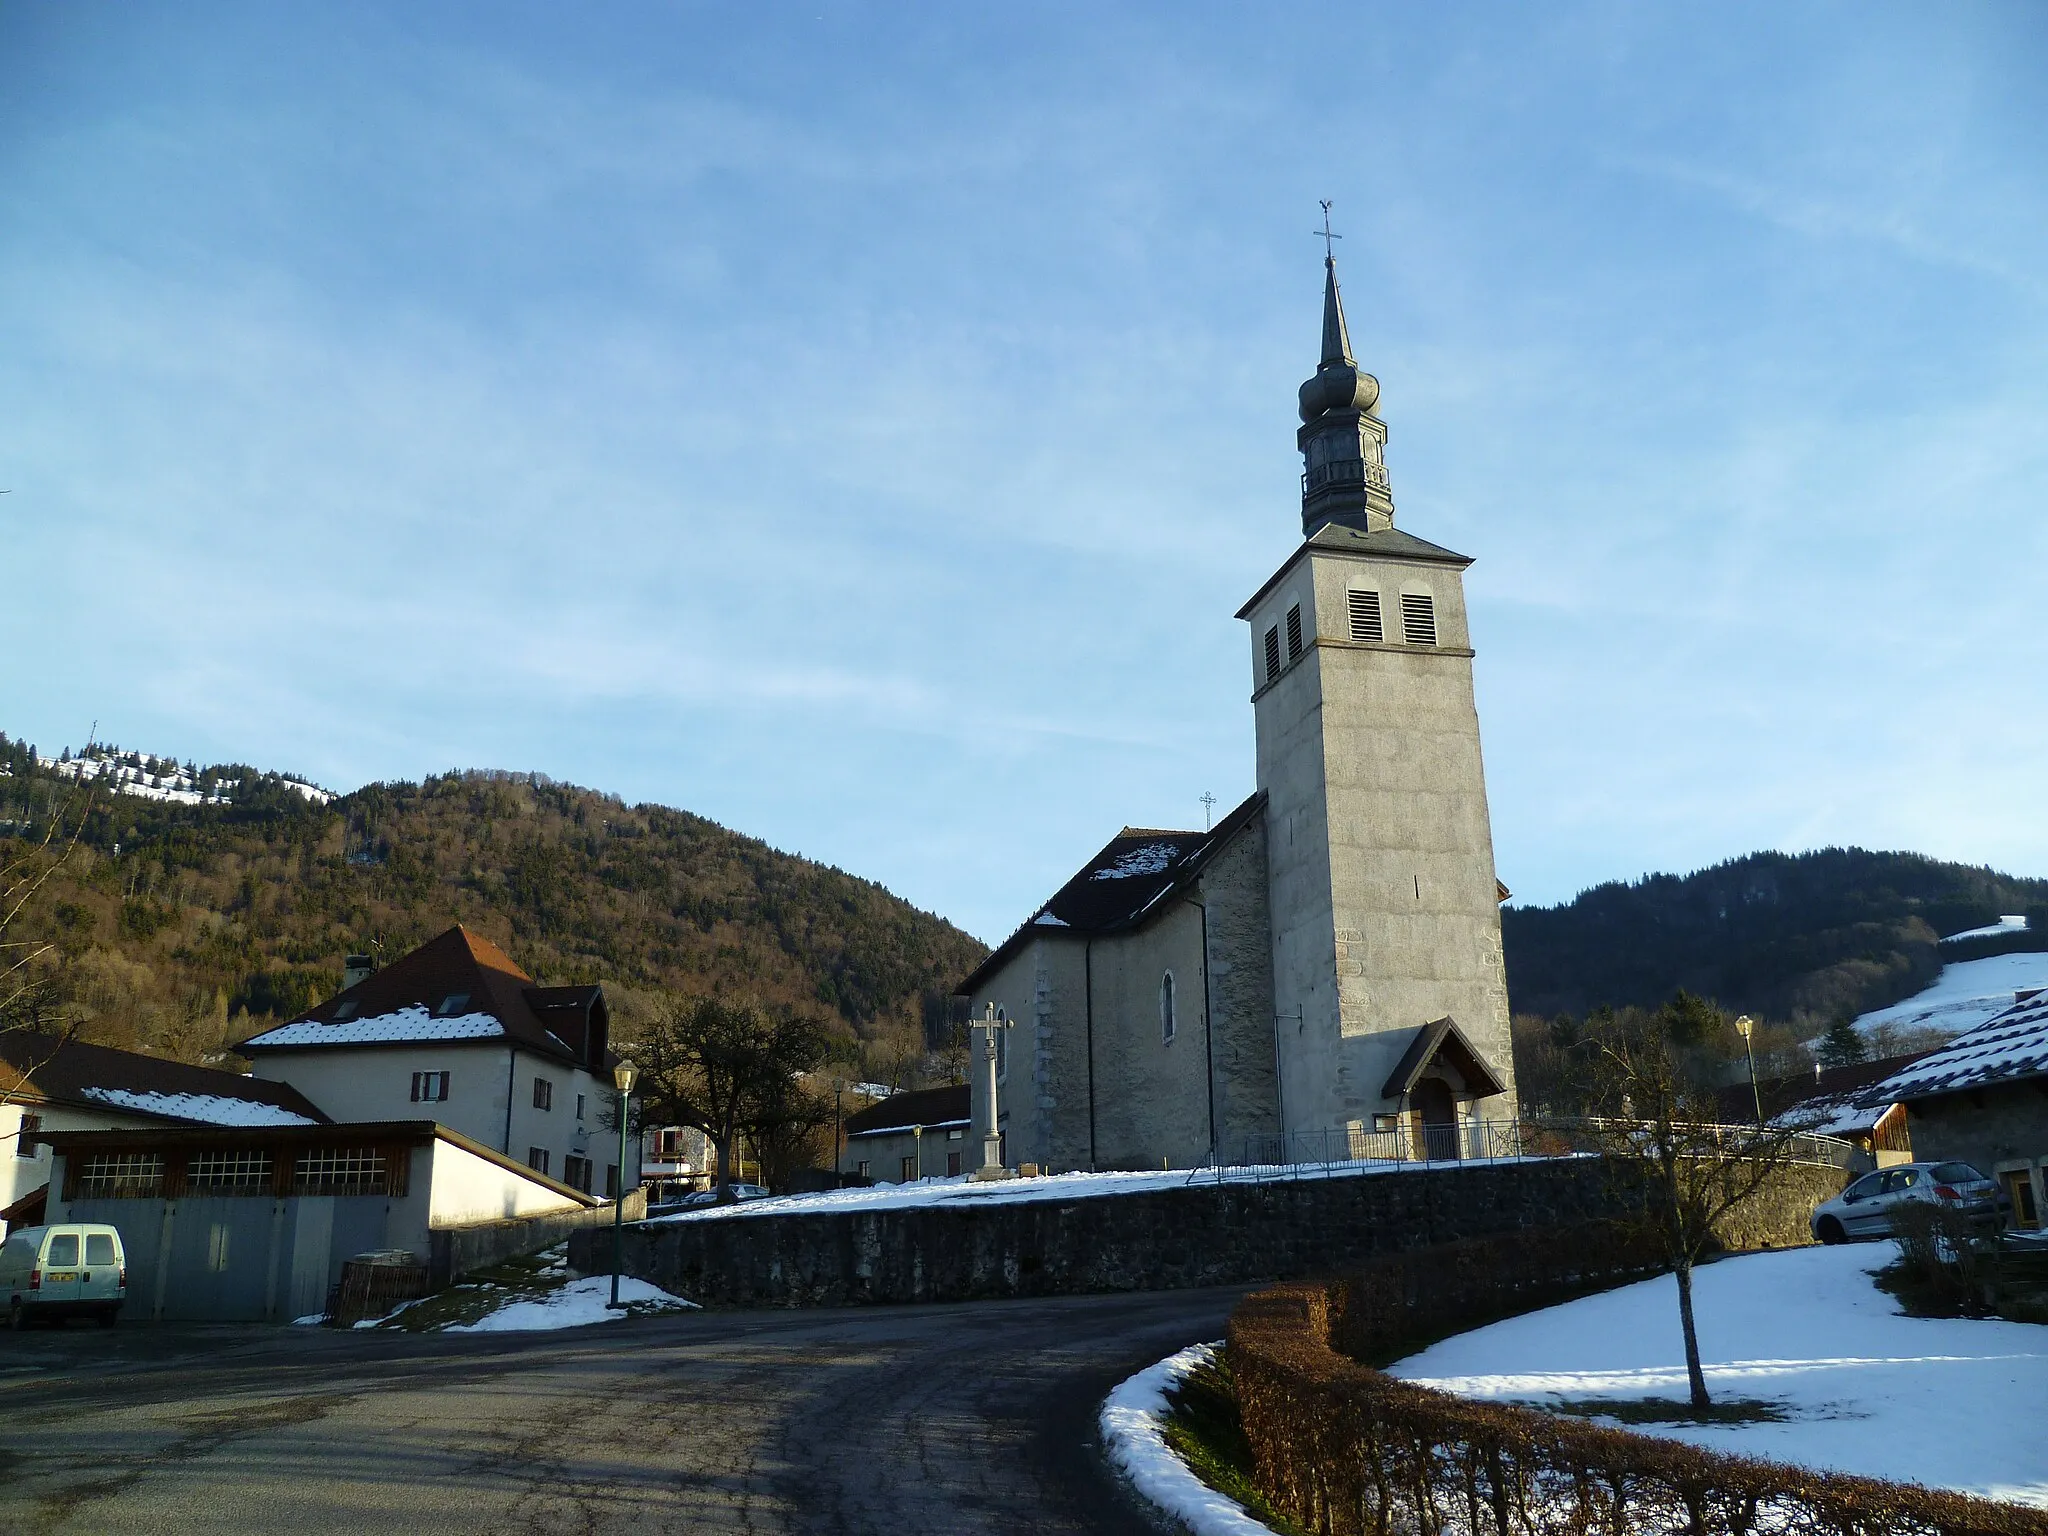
1347 589 1383 643
1401 592 1438 647
1160 972 1176 1044
1286 604 1304 662
1262 626 1281 685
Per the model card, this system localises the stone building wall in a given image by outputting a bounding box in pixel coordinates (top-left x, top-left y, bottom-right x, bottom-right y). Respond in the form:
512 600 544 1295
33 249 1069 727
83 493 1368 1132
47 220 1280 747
575 1158 1842 1309
1903 1085 2048 1221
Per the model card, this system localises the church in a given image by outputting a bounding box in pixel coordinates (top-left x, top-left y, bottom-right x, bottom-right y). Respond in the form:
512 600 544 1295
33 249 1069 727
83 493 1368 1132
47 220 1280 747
958 247 1518 1172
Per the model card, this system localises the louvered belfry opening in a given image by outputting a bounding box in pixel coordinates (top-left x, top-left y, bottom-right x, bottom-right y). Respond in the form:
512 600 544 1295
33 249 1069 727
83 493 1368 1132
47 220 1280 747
1347 588 1383 643
1263 626 1282 684
1401 592 1437 646
1285 604 1304 662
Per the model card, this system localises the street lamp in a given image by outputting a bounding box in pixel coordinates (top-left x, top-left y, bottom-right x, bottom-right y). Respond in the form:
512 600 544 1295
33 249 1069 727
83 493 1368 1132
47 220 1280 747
912 1123 923 1182
608 1060 638 1310
1735 1016 1763 1127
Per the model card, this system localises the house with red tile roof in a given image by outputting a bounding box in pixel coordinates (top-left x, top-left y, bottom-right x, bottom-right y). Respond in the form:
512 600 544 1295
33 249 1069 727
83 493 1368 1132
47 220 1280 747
240 924 624 1196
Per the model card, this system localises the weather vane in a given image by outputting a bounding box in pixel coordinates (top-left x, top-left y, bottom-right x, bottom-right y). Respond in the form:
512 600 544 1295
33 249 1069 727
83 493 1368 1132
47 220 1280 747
1315 200 1342 261
1200 790 1218 830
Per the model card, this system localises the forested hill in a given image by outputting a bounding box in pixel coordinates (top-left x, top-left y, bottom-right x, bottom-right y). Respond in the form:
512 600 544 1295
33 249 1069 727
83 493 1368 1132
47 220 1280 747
1503 848 2048 1030
0 735 987 1065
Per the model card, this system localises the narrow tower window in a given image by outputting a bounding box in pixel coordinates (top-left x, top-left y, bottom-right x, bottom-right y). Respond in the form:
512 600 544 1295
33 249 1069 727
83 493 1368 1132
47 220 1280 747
1160 972 1176 1044
1286 604 1304 662
1347 589 1383 643
1401 592 1438 646
1263 626 1281 684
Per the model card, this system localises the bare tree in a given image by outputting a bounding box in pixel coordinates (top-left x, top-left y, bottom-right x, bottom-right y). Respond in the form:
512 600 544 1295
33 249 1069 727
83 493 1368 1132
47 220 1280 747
631 995 830 1198
0 767 102 1144
1578 994 1823 1409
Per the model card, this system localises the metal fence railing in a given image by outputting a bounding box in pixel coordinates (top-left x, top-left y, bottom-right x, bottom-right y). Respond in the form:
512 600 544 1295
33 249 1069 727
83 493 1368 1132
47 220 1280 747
1184 1117 1856 1185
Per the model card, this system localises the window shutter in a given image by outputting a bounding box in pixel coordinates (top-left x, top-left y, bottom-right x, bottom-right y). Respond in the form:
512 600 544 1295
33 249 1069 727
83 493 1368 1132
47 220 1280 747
1286 604 1303 662
1348 589 1383 642
1263 626 1281 684
1401 592 1438 646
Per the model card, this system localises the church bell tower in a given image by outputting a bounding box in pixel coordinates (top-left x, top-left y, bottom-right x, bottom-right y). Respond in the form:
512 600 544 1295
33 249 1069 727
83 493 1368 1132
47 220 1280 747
1236 238 1517 1143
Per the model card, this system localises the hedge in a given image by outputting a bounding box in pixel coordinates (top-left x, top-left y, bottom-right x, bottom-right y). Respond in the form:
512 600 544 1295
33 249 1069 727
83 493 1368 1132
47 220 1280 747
1228 1227 2048 1536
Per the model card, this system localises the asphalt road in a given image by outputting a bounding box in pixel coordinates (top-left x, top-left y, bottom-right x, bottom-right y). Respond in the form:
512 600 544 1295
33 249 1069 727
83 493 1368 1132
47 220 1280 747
0 1286 1241 1535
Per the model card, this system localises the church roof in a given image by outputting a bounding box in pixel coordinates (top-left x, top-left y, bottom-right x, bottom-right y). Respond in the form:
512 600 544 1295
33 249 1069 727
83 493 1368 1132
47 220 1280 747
957 791 1266 996
1235 524 1472 620
238 924 611 1070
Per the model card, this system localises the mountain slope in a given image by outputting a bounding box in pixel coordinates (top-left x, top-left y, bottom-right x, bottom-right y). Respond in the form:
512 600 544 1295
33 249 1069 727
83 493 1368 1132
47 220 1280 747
0 736 986 1064
1502 847 2048 1028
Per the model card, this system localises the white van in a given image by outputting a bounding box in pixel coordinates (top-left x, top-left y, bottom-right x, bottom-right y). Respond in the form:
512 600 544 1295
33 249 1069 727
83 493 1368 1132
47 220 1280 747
0 1224 127 1328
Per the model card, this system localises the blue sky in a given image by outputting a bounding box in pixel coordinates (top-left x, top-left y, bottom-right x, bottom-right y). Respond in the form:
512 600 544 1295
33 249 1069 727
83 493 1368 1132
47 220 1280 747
3 3 2044 943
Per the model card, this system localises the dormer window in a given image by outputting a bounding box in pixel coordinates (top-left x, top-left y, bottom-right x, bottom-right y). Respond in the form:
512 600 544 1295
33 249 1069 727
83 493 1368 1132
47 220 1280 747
1263 626 1281 685
1348 589 1383 643
432 992 471 1018
1401 592 1438 647
1286 604 1304 663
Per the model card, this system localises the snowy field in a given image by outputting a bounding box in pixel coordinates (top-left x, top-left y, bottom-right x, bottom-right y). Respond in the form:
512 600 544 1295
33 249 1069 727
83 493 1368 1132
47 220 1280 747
1854 952 2048 1042
642 1156 1542 1225
1389 1245 2048 1506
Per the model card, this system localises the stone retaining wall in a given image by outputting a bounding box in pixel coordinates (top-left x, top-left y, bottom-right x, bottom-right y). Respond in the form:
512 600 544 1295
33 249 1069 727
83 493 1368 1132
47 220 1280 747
571 1158 1841 1308
434 1187 645 1286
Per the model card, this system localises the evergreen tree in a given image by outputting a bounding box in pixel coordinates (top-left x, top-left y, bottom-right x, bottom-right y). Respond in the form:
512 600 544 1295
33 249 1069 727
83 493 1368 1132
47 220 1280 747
1817 1014 1866 1068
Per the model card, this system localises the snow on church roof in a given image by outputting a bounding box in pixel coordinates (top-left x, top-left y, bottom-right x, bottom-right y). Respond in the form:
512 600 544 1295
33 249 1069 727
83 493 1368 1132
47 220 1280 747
959 792 1266 995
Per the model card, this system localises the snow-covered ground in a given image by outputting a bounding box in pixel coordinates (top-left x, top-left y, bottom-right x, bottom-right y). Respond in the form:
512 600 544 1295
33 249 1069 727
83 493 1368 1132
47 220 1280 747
1389 1245 2048 1506
644 1156 1541 1225
1101 1342 1280 1536
1943 916 2030 945
441 1275 696 1332
1854 952 2048 1043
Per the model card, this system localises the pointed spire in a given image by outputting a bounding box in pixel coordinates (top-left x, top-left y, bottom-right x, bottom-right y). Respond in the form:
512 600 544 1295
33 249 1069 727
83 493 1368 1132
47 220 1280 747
1320 256 1354 368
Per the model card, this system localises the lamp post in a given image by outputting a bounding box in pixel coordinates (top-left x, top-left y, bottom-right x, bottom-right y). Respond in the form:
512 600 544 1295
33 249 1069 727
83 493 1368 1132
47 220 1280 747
608 1060 638 1310
912 1123 923 1182
1735 1015 1763 1127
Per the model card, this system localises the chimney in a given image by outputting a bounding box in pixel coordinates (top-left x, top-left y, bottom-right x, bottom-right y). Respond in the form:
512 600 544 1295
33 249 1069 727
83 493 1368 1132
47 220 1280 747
342 954 377 991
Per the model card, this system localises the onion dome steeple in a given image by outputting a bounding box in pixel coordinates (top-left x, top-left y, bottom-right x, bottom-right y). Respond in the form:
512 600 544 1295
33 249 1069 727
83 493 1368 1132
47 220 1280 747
1296 211 1395 535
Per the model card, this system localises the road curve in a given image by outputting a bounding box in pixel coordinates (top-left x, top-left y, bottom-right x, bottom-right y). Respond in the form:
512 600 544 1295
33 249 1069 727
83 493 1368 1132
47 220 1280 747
0 1286 1242 1535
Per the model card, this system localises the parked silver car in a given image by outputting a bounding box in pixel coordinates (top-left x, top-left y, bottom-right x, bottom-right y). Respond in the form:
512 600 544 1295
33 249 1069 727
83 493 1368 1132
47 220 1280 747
1810 1161 2005 1244
646 1183 774 1216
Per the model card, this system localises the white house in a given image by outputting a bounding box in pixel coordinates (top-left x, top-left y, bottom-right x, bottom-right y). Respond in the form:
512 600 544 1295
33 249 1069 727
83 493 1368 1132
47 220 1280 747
240 925 628 1195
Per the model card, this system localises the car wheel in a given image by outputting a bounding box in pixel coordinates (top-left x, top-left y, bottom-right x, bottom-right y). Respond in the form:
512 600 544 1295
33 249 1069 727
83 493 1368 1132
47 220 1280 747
1816 1216 1846 1246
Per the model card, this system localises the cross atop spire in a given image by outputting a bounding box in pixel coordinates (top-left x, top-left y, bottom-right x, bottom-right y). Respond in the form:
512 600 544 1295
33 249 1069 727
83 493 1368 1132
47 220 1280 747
1296 204 1393 535
1314 200 1342 262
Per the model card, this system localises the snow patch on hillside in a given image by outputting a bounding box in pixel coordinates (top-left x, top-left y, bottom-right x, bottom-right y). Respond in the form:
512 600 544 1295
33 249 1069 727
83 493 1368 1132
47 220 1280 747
1853 953 2048 1043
